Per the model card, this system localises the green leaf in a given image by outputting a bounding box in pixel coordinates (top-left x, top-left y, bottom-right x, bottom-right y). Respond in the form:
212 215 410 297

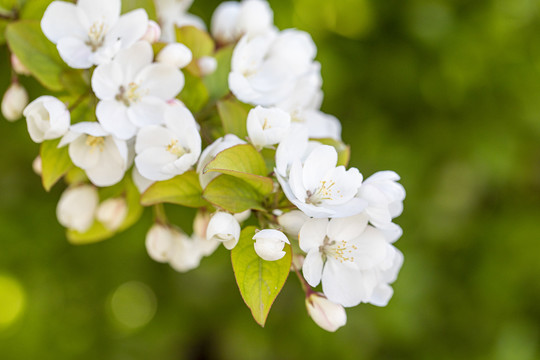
40 139 73 191
0 19 9 45
19 0 52 20
217 97 251 139
141 170 207 208
6 20 67 91
203 45 233 100
315 138 351 167
176 25 214 59
59 69 89 95
231 226 292 327
67 220 112 245
121 0 156 20
178 71 209 113
203 175 265 213
204 144 273 195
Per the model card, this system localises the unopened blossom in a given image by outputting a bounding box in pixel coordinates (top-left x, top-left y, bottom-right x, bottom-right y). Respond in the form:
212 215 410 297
141 20 162 43
277 210 309 236
211 0 274 45
32 156 42 176
305 292 347 332
192 234 220 257
92 41 184 140
156 43 193 69
135 103 201 181
41 0 148 68
2 83 28 122
56 185 99 232
10 54 31 76
168 231 203 272
23 96 70 143
155 0 206 42
300 214 396 307
96 197 128 231
59 122 128 187
196 134 246 189
234 209 252 223
145 223 175 263
253 229 290 261
247 106 291 149
357 171 406 229
198 56 218 76
206 212 241 250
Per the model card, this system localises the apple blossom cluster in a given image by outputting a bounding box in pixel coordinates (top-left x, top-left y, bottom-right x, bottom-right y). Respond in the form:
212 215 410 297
4 0 406 332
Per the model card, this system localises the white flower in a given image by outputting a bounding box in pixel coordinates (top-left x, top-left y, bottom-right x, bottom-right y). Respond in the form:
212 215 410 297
198 56 218 76
168 231 203 272
206 212 241 250
92 41 184 140
234 209 252 223
299 215 395 307
229 28 318 106
246 105 291 149
32 156 42 176
192 234 220 257
357 171 406 229
96 197 127 231
305 292 347 332
41 0 148 68
2 83 28 122
277 210 309 236
294 109 342 141
253 229 289 261
23 96 70 143
211 0 274 45
196 134 246 189
156 43 193 69
145 223 175 263
368 248 403 307
135 103 201 181
141 20 162 43
59 122 128 187
56 185 99 232
132 167 154 194
155 0 206 42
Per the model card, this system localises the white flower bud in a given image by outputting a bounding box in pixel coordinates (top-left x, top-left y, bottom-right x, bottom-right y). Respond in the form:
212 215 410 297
32 156 42 176
168 232 202 273
233 209 251 223
145 224 175 263
305 293 347 332
11 54 31 76
253 229 289 261
156 43 193 69
56 185 99 233
198 56 217 76
247 106 291 149
2 83 29 122
23 96 70 143
96 198 128 231
277 210 309 236
211 2 241 44
206 212 241 250
141 20 161 44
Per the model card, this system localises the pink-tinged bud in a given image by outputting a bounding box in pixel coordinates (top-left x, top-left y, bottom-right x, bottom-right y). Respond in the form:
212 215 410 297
206 212 240 250
145 224 175 263
56 185 99 233
156 43 192 69
305 293 347 332
2 83 28 122
141 20 161 44
32 156 42 176
96 197 128 231
11 54 31 75
193 210 211 239
198 56 217 76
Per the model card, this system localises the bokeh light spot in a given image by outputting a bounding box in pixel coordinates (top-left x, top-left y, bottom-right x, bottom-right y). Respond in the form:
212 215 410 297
109 281 157 330
0 274 26 330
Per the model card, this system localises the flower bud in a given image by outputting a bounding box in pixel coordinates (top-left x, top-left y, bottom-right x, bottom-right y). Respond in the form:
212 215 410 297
169 232 202 272
305 293 347 332
23 96 70 143
145 223 175 263
156 43 193 69
96 198 128 231
206 212 241 250
2 83 28 122
32 156 42 176
140 20 161 43
11 54 31 76
253 229 289 261
56 185 99 233
234 209 251 223
277 210 309 236
198 56 217 76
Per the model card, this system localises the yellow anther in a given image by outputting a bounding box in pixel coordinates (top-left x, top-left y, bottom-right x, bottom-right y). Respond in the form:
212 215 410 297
86 135 105 152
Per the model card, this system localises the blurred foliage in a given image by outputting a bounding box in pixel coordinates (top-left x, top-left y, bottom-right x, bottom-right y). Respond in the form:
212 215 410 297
1 0 540 359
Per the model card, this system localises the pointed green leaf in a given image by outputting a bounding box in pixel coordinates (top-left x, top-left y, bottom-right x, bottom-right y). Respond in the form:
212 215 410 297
6 20 67 91
204 144 273 195
40 139 73 191
67 220 113 245
203 175 265 213
315 138 351 167
217 97 251 138
203 45 233 100
141 170 207 208
232 226 292 327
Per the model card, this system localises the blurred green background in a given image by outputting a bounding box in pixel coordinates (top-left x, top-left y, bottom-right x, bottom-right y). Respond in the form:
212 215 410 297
1 0 540 359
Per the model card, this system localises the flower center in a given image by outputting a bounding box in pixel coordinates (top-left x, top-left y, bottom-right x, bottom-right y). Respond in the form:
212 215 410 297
86 135 105 152
115 83 146 107
305 180 337 205
86 22 108 52
319 236 357 264
166 139 187 157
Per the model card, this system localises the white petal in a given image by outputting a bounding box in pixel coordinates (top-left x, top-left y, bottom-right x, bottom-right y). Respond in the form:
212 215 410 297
107 9 148 48
86 138 127 186
135 125 174 153
322 260 371 307
368 284 394 307
299 218 328 252
78 0 120 27
96 100 137 140
92 61 124 100
327 213 368 242
41 2 86 43
136 63 184 100
114 41 153 82
135 147 178 181
302 249 323 287
302 145 338 192
68 136 100 169
57 37 93 69
127 97 166 127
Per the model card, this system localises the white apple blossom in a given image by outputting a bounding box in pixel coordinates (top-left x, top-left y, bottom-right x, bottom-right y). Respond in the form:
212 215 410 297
168 231 203 272
368 248 403 307
357 171 406 229
206 212 241 250
23 96 70 143
294 109 342 141
41 0 148 68
156 43 193 69
145 223 175 262
32 156 42 176
196 134 246 189
277 210 309 237
229 28 318 106
59 122 129 187
132 167 154 194
246 105 291 149
135 103 201 181
253 229 289 261
198 56 218 76
305 292 347 332
92 41 184 140
211 0 274 45
56 185 99 232
2 83 28 121
234 209 252 223
141 20 162 43
192 234 220 257
96 197 128 231
154 0 206 42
